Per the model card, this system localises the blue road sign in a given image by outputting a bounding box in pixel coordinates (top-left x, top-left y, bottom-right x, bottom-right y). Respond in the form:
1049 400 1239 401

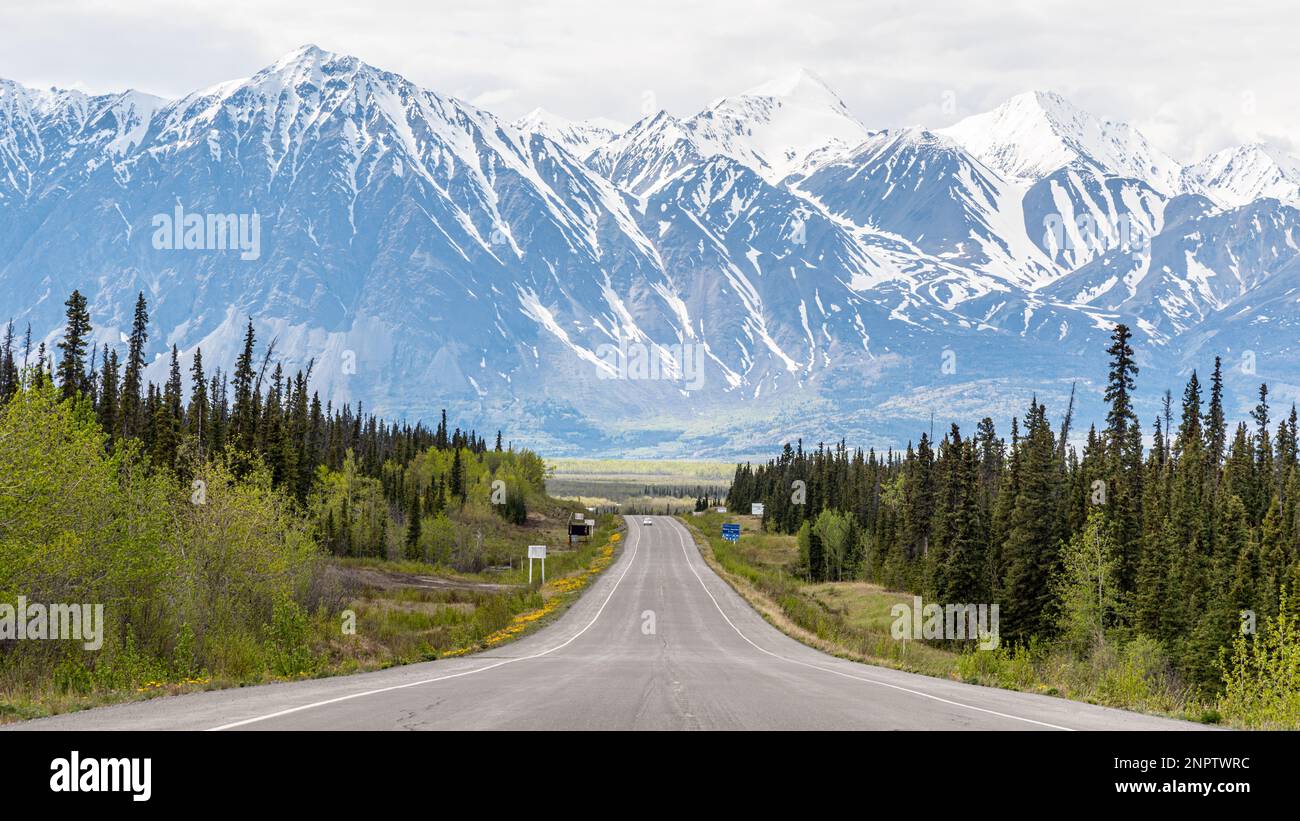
722 523 740 542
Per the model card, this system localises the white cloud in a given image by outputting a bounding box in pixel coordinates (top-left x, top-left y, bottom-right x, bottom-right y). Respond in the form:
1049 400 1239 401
470 88 517 109
1 0 1295 162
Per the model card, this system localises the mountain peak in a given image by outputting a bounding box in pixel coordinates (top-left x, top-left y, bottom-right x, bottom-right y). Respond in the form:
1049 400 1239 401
258 44 365 85
1185 140 1300 207
1244 140 1300 170
515 106 561 129
680 68 867 183
743 67 841 105
1005 89 1075 114
938 89 1182 193
275 44 331 66
512 107 622 157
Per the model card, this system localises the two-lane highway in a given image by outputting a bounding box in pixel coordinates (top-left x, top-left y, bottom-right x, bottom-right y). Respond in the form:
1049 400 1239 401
12 516 1198 730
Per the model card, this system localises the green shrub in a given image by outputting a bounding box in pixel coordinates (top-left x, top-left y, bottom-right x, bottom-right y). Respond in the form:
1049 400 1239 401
956 644 1037 690
264 598 317 678
1218 588 1300 728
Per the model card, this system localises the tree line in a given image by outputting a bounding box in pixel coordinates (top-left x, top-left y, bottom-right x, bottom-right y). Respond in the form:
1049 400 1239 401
0 288 549 696
726 324 1300 693
0 289 542 558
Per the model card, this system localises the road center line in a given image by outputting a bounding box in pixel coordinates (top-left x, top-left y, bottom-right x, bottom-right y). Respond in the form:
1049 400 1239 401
207 522 643 731
670 520 1075 731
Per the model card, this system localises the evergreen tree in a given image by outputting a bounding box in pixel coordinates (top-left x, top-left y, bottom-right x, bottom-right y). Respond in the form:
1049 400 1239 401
230 319 258 452
55 289 92 400
1001 400 1061 642
405 482 422 558
120 291 149 437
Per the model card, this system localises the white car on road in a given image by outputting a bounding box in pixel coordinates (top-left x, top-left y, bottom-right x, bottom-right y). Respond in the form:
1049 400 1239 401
642 518 653 525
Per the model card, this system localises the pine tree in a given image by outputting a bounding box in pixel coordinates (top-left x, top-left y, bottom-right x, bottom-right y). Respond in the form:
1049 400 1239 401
1251 384 1274 520
120 292 149 438
450 447 465 502
55 289 92 400
1205 356 1227 471
230 319 258 452
901 434 934 561
940 434 987 603
0 320 16 404
1001 399 1061 642
97 345 119 443
1103 323 1143 596
405 482 423 558
189 347 208 453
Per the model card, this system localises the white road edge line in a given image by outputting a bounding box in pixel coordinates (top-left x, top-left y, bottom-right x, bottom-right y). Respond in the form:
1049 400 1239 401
207 522 643 731
671 519 1075 731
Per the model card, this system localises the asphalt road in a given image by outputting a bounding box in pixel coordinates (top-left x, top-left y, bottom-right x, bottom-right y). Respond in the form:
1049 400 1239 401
12 516 1199 730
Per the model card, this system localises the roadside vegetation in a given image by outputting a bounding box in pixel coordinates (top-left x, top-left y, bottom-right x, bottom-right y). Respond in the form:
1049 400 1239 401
685 511 1224 721
0 289 621 722
714 324 1300 728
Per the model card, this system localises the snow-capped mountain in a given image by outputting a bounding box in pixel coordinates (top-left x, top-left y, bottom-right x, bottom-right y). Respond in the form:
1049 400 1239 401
588 67 871 194
2 47 1299 455
798 127 1055 292
587 111 704 195
686 68 872 184
938 91 1184 194
1044 195 1300 339
512 107 623 158
1182 142 1300 207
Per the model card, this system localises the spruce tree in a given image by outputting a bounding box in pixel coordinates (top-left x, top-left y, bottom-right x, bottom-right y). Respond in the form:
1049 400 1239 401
120 292 149 438
405 482 423 558
1001 400 1061 642
56 289 92 400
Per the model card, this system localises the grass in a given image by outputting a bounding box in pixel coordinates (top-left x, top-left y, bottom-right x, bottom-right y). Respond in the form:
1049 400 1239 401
681 511 959 678
324 525 621 671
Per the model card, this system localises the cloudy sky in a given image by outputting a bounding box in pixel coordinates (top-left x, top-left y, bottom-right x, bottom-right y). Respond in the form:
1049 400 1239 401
3 0 1294 161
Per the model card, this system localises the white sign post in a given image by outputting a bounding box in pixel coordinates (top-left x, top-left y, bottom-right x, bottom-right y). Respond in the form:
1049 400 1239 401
528 545 547 584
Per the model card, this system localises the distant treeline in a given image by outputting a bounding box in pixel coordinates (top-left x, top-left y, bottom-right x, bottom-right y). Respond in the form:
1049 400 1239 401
0 290 500 502
639 484 728 500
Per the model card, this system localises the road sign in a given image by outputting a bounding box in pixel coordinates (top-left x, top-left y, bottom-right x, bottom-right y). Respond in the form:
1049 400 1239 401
722 523 740 542
751 502 764 516
528 545 547 583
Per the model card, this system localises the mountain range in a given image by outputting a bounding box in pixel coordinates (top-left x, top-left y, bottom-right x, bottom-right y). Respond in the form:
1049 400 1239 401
2 45 1298 456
